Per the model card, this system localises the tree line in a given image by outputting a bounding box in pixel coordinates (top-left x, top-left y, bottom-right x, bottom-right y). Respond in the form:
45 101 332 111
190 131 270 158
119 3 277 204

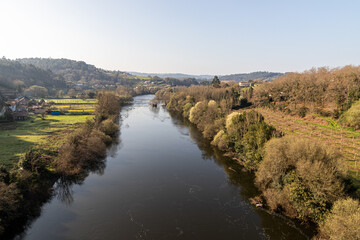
252 66 360 119
156 81 360 239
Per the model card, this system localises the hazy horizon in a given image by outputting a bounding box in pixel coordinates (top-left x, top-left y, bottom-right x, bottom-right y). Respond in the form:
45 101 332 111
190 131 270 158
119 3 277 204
1 0 359 75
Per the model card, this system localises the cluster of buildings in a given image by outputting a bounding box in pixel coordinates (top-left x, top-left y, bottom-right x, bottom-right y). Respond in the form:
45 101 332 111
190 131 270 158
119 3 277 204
239 81 255 88
0 90 49 121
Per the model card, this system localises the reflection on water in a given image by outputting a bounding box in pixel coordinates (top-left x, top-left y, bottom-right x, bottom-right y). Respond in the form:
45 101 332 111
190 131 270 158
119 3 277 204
169 111 316 239
19 95 315 240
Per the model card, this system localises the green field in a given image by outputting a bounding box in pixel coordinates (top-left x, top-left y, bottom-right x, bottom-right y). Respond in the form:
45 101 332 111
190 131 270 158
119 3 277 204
0 115 92 168
39 98 98 104
40 98 97 115
56 104 96 110
67 109 94 115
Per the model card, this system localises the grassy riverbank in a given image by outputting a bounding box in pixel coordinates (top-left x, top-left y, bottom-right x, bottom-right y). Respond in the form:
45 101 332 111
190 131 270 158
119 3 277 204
0 115 92 168
0 91 125 239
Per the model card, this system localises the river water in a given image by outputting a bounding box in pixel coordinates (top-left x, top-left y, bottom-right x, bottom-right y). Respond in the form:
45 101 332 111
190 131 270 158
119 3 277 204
19 95 313 240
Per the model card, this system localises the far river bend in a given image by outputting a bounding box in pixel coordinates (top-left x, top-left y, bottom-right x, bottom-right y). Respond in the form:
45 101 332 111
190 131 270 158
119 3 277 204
18 95 314 240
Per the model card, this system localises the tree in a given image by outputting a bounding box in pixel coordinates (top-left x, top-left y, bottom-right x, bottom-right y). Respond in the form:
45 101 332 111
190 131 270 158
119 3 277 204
67 89 76 98
56 90 64 98
320 198 360 240
212 76 221 87
85 90 96 99
256 136 347 222
23 85 48 98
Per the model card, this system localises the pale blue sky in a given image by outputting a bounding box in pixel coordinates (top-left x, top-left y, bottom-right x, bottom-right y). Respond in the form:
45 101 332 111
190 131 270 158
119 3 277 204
0 0 359 74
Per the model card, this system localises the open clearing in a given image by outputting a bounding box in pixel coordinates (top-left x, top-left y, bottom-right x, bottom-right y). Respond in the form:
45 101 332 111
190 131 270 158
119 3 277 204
0 115 92 168
254 108 360 183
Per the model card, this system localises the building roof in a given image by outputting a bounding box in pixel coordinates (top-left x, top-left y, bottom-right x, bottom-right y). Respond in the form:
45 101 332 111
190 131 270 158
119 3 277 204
12 111 29 117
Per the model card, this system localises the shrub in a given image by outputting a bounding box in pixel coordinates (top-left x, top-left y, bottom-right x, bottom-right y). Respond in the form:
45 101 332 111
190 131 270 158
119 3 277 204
189 101 207 125
57 128 106 175
182 102 194 118
211 130 229 150
98 118 119 137
0 167 10 184
242 122 275 169
18 149 49 175
339 100 360 129
256 136 347 222
320 198 360 240
0 182 22 235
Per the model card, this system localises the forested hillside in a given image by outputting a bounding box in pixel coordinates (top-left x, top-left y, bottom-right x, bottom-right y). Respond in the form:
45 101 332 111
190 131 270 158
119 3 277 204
220 71 283 82
18 58 141 87
128 72 212 80
0 58 66 92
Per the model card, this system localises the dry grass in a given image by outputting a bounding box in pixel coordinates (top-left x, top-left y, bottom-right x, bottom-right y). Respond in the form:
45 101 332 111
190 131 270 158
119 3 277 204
250 108 360 180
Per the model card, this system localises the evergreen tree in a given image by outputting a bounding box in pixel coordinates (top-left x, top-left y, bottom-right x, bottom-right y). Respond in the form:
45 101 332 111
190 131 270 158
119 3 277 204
212 76 220 87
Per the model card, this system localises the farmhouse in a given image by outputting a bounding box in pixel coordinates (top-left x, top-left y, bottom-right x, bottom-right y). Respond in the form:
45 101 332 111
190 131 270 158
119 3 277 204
0 90 18 100
12 111 28 121
239 81 251 87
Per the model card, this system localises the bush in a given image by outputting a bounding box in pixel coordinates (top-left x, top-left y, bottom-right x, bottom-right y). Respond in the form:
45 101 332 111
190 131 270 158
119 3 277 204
57 128 107 175
339 100 360 129
18 149 49 175
256 136 347 222
242 122 275 169
0 182 22 235
319 198 360 240
189 101 207 125
98 118 119 137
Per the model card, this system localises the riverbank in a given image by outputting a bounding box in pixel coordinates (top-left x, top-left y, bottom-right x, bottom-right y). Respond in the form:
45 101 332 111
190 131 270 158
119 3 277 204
156 86 360 239
0 115 92 168
20 95 315 240
0 91 125 239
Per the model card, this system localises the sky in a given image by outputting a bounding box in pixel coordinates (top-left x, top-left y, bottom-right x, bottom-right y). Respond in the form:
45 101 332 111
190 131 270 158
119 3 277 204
0 0 359 75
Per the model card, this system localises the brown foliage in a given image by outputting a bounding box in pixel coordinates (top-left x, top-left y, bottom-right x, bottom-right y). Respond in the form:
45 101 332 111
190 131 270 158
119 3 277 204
256 136 347 222
319 198 360 240
57 128 107 175
95 91 121 121
253 66 360 116
0 182 22 235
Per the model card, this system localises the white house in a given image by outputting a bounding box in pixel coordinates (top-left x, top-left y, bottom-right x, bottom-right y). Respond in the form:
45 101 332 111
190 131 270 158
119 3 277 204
239 81 251 87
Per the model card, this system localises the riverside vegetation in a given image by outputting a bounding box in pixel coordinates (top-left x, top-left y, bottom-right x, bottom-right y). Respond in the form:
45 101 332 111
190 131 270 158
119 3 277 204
0 91 123 239
156 67 360 239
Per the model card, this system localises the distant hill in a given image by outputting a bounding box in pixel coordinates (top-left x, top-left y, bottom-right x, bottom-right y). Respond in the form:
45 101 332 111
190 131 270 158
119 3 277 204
219 71 283 82
128 72 213 80
18 58 140 88
129 71 283 82
0 58 66 91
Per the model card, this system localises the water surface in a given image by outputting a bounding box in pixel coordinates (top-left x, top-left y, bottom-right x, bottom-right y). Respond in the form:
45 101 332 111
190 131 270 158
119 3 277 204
20 95 313 240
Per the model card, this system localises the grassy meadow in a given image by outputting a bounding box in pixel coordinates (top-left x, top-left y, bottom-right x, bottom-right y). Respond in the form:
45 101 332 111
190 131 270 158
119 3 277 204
0 98 97 169
0 115 92 168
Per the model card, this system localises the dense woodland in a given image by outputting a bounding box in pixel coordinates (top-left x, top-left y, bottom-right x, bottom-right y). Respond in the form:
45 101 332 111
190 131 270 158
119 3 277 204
219 71 283 82
18 58 139 87
0 59 66 94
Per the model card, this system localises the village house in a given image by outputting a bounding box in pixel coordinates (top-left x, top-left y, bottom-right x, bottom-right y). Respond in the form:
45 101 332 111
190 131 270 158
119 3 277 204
12 111 28 121
239 81 254 88
0 90 18 100
16 97 29 106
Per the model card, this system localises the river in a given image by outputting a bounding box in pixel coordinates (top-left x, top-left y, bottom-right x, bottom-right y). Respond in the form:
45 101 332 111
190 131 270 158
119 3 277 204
18 95 314 240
